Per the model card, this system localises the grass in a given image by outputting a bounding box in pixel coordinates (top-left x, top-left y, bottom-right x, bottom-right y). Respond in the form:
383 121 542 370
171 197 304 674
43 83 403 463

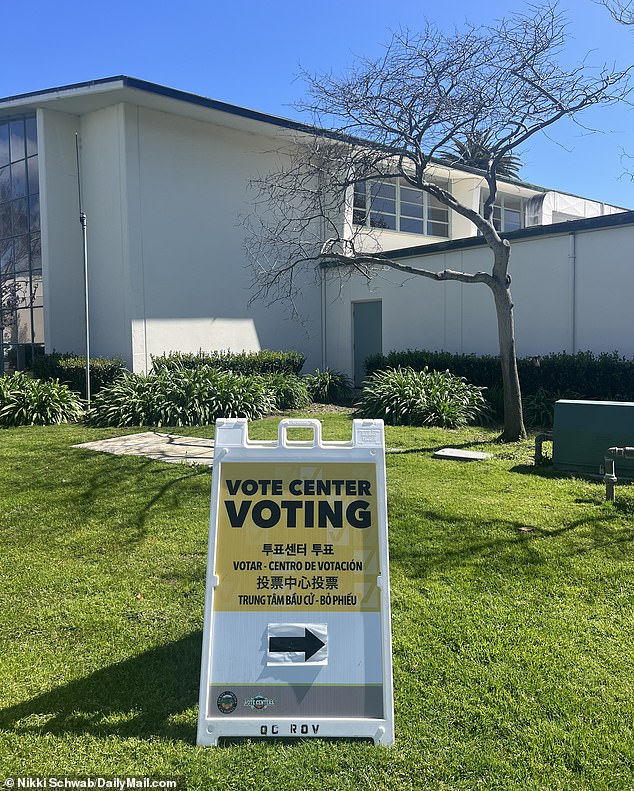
0 413 633 790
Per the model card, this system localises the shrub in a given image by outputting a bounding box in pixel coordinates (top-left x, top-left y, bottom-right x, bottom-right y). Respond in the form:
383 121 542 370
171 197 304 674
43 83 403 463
522 387 581 429
304 368 353 404
366 349 634 412
86 366 276 427
519 351 634 401
31 352 127 398
263 373 311 410
151 349 305 376
365 350 502 390
0 372 84 427
483 385 504 423
355 367 487 428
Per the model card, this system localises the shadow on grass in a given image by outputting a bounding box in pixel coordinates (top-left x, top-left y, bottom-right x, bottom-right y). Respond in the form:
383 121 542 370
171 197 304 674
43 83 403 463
388 505 634 580
0 632 202 742
513 461 634 487
511 462 593 480
3 449 211 550
71 450 211 535
389 510 544 576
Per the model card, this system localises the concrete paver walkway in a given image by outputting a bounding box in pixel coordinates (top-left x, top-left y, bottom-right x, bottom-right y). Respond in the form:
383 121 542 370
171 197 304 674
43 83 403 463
74 431 215 465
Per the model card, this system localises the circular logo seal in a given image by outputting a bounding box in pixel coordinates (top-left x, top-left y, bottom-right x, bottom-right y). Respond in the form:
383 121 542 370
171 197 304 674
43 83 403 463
244 695 275 711
217 690 238 714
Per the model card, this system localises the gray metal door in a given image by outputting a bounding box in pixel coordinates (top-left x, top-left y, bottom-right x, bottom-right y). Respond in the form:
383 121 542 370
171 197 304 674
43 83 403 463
353 300 382 387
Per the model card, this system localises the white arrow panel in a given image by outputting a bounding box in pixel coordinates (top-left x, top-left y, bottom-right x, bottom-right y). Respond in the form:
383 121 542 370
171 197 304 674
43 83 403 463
209 611 383 685
267 623 328 666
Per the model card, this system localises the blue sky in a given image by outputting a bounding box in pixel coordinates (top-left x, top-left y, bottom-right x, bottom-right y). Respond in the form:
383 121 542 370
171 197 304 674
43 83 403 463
5 0 633 206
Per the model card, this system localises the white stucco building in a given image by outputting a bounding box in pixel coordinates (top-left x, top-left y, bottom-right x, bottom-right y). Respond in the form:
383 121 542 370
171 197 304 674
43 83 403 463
0 76 631 379
324 212 634 384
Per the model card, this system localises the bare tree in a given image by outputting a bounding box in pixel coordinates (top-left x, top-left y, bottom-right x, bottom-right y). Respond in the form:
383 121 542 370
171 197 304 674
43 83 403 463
1 233 34 334
599 0 634 24
1 250 20 333
246 3 630 441
598 1 634 179
1 279 22 331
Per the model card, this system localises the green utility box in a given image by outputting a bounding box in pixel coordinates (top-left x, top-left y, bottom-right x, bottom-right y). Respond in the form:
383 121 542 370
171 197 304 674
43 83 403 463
553 400 634 479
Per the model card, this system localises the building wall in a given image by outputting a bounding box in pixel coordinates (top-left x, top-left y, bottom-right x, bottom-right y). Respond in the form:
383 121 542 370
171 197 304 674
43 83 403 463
38 108 85 356
324 221 634 378
41 103 323 373
36 91 632 381
125 106 322 372
344 169 554 255
574 224 633 353
39 104 134 363
79 104 133 363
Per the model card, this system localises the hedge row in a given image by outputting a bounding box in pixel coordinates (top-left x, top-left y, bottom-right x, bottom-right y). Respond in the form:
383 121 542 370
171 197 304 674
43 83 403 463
86 368 280 428
2 367 342 428
29 349 308 398
31 353 127 398
365 350 634 403
151 350 305 376
85 366 356 427
4 364 482 430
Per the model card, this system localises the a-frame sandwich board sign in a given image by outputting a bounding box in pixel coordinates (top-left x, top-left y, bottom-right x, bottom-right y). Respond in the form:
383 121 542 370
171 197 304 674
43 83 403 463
197 417 394 745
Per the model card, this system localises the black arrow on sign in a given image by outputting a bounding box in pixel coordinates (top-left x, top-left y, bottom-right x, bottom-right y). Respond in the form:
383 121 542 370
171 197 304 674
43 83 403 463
269 628 326 661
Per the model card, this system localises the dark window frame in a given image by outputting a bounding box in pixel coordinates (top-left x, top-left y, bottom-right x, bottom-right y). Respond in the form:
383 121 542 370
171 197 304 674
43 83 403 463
353 177 450 238
0 114 42 373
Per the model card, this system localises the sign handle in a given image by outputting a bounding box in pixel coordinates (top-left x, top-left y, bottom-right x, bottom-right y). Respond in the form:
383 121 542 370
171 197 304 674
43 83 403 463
277 418 323 448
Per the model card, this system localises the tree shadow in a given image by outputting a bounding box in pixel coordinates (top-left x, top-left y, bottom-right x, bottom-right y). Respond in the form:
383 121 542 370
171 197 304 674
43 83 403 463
0 632 202 742
510 462 588 480
512 462 634 502
388 505 634 581
6 449 211 551
69 450 211 537
389 510 546 576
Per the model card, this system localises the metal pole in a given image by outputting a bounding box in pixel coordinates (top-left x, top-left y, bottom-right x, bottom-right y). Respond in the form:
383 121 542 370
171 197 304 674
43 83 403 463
604 446 634 502
604 456 616 502
80 210 90 407
75 133 90 407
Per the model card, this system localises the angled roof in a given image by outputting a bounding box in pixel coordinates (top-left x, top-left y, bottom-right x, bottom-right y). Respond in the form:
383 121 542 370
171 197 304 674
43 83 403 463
0 76 319 136
0 76 629 207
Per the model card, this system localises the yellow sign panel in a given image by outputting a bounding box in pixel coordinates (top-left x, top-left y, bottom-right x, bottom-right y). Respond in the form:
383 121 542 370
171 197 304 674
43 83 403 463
214 461 380 612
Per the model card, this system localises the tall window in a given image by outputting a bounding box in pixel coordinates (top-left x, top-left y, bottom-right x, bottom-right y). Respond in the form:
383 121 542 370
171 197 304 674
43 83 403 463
353 178 450 238
0 115 41 373
481 192 524 232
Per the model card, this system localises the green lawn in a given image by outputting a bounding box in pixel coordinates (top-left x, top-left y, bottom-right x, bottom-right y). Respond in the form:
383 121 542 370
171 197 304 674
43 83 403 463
0 413 632 790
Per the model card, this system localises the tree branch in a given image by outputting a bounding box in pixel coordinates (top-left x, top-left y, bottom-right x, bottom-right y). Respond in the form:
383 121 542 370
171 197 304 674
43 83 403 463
322 250 495 286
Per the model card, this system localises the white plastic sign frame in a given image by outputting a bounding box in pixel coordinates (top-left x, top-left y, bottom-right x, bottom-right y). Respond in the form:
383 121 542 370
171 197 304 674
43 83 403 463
197 417 394 745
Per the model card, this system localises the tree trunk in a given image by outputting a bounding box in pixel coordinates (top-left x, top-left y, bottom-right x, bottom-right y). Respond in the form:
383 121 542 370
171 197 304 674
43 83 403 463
490 245 527 442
